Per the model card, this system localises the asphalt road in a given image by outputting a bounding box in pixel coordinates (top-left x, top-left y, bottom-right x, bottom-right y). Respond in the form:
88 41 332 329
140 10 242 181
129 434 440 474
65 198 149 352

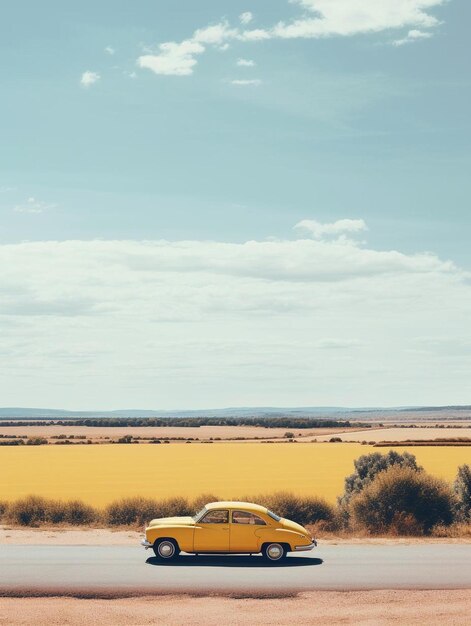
1 544 471 596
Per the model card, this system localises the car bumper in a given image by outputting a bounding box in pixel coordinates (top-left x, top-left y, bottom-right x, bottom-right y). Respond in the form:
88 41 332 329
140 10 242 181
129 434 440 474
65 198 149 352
141 539 152 549
294 541 317 551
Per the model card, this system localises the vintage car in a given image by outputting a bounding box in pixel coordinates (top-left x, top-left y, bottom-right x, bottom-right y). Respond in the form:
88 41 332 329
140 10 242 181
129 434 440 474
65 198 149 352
141 501 316 562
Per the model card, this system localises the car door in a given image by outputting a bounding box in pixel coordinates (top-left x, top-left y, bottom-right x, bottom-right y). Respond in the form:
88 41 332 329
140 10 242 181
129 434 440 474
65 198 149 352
193 509 230 552
230 510 267 552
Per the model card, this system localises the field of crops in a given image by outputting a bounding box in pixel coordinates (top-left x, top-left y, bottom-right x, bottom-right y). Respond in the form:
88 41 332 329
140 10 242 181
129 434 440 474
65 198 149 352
1 443 470 506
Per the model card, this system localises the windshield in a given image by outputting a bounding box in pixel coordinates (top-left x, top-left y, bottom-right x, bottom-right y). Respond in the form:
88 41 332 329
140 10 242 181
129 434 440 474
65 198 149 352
266 509 281 522
193 507 207 522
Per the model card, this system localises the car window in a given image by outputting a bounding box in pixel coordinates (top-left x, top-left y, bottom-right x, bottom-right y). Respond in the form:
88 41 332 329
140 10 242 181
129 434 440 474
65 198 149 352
200 510 229 524
232 510 267 525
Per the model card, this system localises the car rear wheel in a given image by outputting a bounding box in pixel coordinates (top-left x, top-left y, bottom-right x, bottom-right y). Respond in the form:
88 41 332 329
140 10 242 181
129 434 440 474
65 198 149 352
262 542 287 562
153 538 179 560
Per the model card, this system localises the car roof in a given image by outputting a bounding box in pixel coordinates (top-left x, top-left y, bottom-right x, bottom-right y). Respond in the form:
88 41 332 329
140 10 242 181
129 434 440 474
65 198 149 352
205 501 269 514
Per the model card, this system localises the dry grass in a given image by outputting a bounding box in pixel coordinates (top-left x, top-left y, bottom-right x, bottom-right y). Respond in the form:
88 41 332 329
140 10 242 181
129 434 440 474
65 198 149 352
2 491 471 538
431 523 471 538
316 427 471 443
104 496 194 527
237 491 339 528
4 496 98 527
1 443 470 506
1 492 336 529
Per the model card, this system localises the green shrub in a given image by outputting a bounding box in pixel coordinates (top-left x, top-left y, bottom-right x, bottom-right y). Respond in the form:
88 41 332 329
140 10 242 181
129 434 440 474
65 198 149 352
454 464 471 521
117 435 133 444
350 466 456 535
339 450 422 508
0 439 25 446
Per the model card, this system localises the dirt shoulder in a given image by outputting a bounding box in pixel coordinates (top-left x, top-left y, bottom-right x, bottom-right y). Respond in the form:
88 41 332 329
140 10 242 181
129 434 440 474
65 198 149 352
1 591 471 625
2 525 471 545
0 526 142 546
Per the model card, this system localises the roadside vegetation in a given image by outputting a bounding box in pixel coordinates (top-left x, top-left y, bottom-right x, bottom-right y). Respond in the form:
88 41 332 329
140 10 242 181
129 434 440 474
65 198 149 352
454 464 471 521
349 467 455 534
338 450 421 509
3 496 97 526
1 455 470 538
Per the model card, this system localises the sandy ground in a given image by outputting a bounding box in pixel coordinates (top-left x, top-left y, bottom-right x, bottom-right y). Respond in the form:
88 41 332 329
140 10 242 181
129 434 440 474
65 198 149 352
2 526 470 545
0 425 355 441
0 526 142 546
315 427 471 442
1 591 471 625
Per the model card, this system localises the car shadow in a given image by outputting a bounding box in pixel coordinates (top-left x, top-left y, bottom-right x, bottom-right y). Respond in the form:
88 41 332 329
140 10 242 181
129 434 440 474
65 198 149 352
146 554 323 568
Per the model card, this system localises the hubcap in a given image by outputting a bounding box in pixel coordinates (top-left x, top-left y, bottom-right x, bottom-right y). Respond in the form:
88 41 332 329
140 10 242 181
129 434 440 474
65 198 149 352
267 544 283 560
159 542 175 558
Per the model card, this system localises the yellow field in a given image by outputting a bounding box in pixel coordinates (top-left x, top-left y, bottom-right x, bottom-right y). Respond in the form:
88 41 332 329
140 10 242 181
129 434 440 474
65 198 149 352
1 443 470 507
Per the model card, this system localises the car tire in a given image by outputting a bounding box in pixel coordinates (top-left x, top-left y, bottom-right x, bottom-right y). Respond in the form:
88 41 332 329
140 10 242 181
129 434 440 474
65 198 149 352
262 542 287 562
153 538 179 560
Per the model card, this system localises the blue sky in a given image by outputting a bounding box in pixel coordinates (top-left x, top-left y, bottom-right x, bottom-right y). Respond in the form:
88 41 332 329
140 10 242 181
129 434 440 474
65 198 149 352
0 1 470 409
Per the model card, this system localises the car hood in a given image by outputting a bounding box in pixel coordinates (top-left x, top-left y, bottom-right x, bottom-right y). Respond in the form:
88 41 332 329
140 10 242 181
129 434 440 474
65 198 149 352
148 516 195 527
281 518 309 535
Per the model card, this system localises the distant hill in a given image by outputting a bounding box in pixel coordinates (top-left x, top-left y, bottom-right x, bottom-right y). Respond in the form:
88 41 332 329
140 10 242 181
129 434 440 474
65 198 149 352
0 406 352 419
0 405 469 421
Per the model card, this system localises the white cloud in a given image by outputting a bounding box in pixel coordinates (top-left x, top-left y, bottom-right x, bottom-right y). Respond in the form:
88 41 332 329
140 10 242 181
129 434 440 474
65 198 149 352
0 223 469 408
271 0 444 38
294 218 368 240
80 71 101 88
238 28 271 42
393 29 433 46
138 1 446 77
236 58 256 67
231 79 262 86
193 21 237 45
137 21 236 76
13 197 56 214
104 46 115 55
137 40 205 76
239 11 254 25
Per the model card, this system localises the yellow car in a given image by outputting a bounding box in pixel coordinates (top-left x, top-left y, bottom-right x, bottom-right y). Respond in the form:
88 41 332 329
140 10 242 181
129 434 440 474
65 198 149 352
141 501 316 562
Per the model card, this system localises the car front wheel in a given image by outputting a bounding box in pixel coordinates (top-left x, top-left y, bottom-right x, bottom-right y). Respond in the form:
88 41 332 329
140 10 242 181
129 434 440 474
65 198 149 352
153 538 179 560
262 542 287 562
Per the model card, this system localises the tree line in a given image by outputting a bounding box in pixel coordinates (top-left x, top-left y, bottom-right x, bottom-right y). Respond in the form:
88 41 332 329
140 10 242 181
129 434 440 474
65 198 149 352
0 417 365 429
